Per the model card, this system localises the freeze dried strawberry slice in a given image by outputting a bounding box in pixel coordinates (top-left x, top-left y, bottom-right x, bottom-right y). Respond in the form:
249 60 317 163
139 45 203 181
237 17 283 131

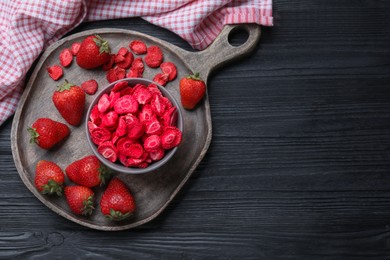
102 54 115 71
148 83 163 96
116 52 134 69
90 106 102 125
129 40 147 54
149 148 165 161
123 113 139 126
108 91 121 109
161 126 182 149
127 121 145 139
114 95 139 114
131 57 144 74
117 47 128 57
119 86 134 96
87 121 98 132
90 126 111 145
145 119 162 135
139 104 155 122
160 62 177 81
127 143 144 159
106 66 126 83
116 116 127 137
47 65 63 81
70 42 81 56
133 85 152 105
150 93 166 116
112 81 129 92
98 141 118 163
81 79 98 95
98 93 110 113
126 68 142 78
114 54 125 63
153 73 169 86
117 137 136 156
145 46 163 68
143 134 161 152
162 106 178 126
59 48 73 67
102 110 119 130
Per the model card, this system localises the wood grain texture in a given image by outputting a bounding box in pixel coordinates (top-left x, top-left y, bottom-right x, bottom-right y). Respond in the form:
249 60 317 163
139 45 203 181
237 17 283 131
1 1 390 258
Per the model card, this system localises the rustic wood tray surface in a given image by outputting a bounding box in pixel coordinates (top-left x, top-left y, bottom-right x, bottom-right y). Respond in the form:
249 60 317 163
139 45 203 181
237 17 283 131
11 25 261 231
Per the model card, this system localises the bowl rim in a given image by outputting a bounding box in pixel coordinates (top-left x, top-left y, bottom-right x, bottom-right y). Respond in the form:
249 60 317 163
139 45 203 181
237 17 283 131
85 78 183 174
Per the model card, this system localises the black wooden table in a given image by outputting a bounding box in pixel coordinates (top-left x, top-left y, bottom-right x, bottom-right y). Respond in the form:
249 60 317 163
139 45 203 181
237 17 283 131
2 2 390 259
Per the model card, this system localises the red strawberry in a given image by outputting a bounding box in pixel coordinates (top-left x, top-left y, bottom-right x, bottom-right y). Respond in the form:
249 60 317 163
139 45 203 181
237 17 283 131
28 118 70 149
100 178 136 221
52 80 86 126
129 40 147 54
81 79 98 95
65 155 111 187
47 65 63 81
76 34 111 69
64 186 95 216
70 42 81 56
59 48 73 67
179 72 206 110
35 160 65 196
145 45 163 68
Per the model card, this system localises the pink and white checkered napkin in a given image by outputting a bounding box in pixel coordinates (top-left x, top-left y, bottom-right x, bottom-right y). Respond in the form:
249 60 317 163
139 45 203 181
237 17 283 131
0 0 273 126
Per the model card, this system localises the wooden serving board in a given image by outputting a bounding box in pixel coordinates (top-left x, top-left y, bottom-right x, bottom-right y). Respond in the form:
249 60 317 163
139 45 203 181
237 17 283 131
11 25 261 231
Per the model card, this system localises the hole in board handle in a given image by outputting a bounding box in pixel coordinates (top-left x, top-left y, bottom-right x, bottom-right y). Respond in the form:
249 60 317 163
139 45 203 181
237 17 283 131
227 26 250 47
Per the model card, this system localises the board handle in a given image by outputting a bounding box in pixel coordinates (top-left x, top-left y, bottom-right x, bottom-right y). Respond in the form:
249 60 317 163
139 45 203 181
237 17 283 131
190 24 261 79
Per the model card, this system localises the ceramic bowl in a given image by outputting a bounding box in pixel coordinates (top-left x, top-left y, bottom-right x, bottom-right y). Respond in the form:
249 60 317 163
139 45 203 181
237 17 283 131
85 78 183 174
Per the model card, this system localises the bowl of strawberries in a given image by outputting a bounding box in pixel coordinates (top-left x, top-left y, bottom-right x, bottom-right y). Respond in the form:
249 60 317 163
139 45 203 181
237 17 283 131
86 78 183 174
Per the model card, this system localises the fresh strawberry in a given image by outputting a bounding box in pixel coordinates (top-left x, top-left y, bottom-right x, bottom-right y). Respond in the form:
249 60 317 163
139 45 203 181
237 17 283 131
129 40 147 54
65 155 111 187
179 72 206 110
64 186 95 216
70 42 81 56
47 65 63 81
76 34 111 69
35 160 65 196
160 62 177 81
52 80 86 126
28 118 70 149
145 45 163 68
59 48 73 67
81 79 98 95
100 178 136 221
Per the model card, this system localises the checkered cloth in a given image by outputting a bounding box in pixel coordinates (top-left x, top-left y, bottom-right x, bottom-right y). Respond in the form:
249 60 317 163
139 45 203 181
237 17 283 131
0 0 273 126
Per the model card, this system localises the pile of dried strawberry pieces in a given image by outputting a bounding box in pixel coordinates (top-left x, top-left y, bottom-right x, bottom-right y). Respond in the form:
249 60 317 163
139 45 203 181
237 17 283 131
88 80 182 168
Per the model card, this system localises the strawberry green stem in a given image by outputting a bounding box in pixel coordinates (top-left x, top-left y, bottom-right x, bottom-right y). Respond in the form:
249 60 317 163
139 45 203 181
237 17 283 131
187 72 202 81
57 79 74 92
